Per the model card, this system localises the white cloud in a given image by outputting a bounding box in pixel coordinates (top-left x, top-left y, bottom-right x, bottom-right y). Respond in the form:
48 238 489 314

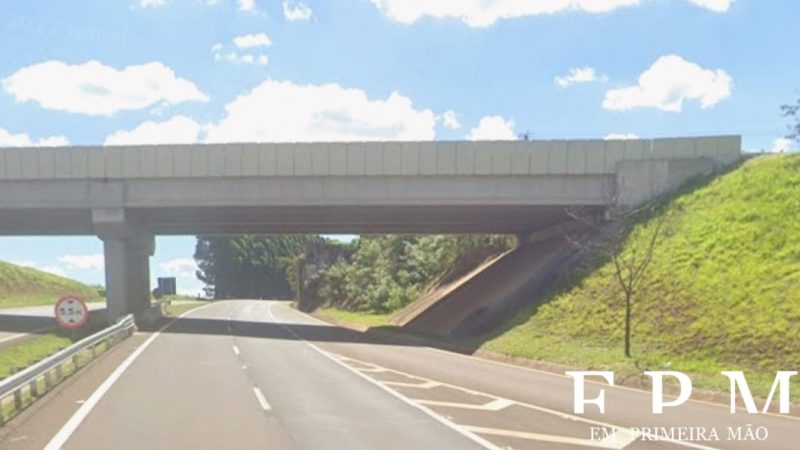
233 33 272 49
140 0 166 7
10 259 68 277
602 55 732 112
39 265 67 277
205 80 436 143
0 127 69 147
58 254 104 271
685 0 733 12
237 0 256 12
441 110 461 129
213 41 269 66
467 115 516 141
604 133 639 140
2 60 208 116
104 115 203 146
10 260 37 268
37 136 70 146
370 0 642 27
161 258 198 278
283 1 313 21
770 138 794 153
216 51 269 66
555 67 605 87
370 0 733 26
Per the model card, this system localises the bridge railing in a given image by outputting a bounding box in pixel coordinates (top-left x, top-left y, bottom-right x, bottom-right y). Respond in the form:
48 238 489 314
0 314 136 425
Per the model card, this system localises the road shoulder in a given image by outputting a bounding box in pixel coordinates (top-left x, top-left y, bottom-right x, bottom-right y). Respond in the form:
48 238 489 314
0 332 150 450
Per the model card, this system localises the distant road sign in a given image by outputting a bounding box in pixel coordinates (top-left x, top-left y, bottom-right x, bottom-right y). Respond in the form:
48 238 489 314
54 295 89 330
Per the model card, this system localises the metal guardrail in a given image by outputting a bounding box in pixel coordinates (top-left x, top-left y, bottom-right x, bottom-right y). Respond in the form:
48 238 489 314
0 314 136 425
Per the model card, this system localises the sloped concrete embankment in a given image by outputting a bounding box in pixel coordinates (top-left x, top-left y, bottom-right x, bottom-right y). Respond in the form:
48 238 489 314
394 225 589 338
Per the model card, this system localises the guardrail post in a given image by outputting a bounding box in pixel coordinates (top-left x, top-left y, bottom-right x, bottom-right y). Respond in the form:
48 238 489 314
44 371 53 390
13 390 22 410
56 364 63 381
29 379 39 398
72 354 80 370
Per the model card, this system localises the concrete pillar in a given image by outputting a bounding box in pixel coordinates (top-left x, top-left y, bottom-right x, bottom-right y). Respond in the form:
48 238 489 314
93 207 155 320
102 234 154 320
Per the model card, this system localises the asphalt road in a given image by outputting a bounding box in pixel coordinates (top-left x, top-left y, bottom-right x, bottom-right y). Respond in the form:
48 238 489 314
5 300 798 450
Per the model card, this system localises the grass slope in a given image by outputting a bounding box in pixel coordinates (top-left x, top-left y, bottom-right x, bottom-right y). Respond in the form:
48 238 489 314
0 261 100 308
482 154 800 394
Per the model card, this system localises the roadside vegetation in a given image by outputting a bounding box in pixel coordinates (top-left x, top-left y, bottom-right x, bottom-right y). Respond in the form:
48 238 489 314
0 332 72 379
0 261 101 309
316 307 393 328
289 235 514 314
195 235 315 299
481 154 800 394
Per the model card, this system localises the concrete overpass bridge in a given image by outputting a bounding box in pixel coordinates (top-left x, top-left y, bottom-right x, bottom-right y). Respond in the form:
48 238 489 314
0 136 741 320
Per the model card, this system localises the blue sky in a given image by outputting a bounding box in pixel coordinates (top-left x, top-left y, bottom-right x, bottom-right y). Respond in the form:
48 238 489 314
0 0 798 295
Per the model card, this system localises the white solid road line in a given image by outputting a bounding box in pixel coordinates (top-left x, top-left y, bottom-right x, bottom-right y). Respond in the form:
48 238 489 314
334 352 724 450
252 387 271 411
43 301 220 450
273 301 725 450
414 398 515 412
382 380 440 389
265 302 503 450
284 303 710 418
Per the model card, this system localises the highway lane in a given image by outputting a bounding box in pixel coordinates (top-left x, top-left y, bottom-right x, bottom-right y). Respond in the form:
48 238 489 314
268 301 800 450
25 300 800 449
48 300 485 450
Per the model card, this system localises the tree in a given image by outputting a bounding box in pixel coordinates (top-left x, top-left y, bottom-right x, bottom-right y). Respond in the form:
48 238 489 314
194 235 317 299
781 97 800 143
566 203 670 358
608 209 668 357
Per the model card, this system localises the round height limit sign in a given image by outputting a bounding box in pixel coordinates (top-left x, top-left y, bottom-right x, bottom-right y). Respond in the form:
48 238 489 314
55 295 89 330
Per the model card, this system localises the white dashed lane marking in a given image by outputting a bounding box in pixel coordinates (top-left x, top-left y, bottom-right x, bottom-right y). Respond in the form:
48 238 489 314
252 387 271 411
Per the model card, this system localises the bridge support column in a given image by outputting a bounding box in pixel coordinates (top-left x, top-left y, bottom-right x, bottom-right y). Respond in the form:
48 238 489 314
93 208 154 320
102 235 154 320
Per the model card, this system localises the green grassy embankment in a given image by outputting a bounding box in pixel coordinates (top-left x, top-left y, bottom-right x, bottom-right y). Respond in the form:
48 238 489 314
481 154 800 394
0 261 104 382
0 333 73 378
0 261 101 309
317 307 393 328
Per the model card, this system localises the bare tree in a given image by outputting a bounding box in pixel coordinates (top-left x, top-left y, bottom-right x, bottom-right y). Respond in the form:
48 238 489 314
608 209 667 357
566 201 670 358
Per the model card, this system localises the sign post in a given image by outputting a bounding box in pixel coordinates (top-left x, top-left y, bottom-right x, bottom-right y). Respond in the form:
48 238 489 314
54 295 90 332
